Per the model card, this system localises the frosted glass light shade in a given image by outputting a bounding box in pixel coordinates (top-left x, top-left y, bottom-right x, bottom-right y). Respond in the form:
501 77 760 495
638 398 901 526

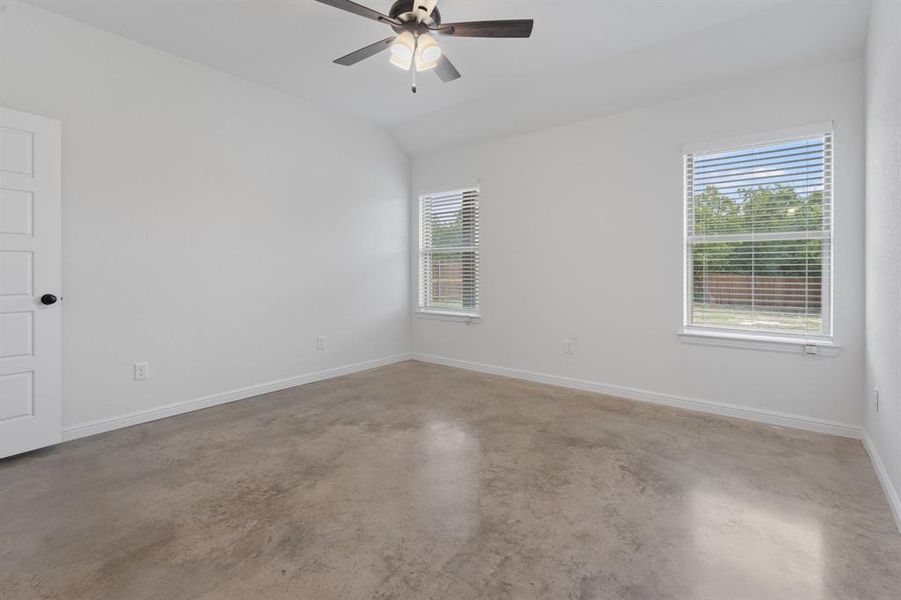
390 32 415 67
414 33 441 71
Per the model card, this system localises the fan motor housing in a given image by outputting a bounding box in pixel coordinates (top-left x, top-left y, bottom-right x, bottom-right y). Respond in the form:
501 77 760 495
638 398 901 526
388 0 441 29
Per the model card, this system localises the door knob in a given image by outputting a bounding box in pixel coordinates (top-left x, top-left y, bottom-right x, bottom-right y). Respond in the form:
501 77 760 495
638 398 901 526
40 294 58 305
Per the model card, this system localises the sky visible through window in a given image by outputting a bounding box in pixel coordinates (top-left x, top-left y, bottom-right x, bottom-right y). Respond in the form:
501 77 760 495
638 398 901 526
693 138 825 205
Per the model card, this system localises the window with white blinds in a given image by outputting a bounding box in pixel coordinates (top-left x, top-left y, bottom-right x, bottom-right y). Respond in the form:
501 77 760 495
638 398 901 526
685 130 833 338
419 188 480 315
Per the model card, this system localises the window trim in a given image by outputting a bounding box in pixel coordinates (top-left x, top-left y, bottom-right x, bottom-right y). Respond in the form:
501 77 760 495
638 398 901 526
417 186 481 319
682 122 835 346
415 309 481 323
683 121 834 155
677 328 842 357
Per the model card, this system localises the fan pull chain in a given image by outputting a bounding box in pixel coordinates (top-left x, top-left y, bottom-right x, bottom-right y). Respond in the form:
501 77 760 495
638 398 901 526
411 34 419 94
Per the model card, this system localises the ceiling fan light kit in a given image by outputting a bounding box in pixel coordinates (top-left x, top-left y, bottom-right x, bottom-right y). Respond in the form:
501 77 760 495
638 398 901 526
317 0 534 93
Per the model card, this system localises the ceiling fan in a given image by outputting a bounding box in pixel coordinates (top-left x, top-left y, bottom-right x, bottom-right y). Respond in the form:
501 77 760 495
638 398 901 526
314 0 534 93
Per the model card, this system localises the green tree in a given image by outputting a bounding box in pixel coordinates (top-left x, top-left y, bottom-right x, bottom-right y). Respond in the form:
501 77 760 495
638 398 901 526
692 184 824 277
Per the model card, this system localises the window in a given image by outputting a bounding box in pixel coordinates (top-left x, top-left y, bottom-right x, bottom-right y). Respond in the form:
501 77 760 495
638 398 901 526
684 127 833 339
419 188 480 315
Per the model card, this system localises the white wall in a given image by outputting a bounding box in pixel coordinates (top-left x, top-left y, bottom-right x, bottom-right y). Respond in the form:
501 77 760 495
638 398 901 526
0 1 875 451
1 1 410 429
412 60 865 431
863 0 901 523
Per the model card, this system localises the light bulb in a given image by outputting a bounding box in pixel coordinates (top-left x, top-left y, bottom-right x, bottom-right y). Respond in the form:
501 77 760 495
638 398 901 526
414 33 441 71
390 32 415 66
418 34 441 62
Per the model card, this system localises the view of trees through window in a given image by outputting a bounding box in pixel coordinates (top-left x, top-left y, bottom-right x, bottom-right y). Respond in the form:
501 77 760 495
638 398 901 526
688 135 831 336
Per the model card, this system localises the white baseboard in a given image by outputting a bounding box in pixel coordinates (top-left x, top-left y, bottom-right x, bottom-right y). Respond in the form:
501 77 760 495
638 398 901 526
412 353 862 439
61 353 413 442
862 431 901 533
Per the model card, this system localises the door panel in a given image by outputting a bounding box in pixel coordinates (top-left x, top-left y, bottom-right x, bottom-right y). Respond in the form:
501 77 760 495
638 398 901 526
0 108 61 458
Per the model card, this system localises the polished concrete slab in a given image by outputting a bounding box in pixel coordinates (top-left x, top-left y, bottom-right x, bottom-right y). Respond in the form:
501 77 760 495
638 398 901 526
1 360 899 599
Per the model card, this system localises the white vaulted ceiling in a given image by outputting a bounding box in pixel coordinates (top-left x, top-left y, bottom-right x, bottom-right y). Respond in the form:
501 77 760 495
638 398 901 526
26 0 870 154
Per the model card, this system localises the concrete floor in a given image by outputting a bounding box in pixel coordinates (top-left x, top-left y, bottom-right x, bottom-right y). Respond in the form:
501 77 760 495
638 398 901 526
1 361 899 599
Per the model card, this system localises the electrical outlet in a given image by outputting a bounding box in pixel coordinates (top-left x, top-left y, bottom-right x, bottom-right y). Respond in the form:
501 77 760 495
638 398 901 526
874 388 880 412
134 362 149 381
564 338 575 356
316 336 326 351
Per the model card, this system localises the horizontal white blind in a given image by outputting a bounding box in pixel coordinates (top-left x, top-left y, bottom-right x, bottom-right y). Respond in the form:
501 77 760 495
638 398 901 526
686 132 832 337
419 188 480 313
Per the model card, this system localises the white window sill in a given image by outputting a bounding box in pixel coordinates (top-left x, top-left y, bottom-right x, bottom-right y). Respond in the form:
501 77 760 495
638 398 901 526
415 310 481 324
677 329 841 357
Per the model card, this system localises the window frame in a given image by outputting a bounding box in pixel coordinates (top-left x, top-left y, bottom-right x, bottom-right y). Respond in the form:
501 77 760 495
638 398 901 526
417 186 481 321
681 122 836 349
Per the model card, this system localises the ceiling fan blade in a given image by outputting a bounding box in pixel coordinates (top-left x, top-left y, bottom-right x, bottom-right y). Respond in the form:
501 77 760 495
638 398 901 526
314 0 399 26
435 19 534 38
333 37 396 66
434 54 461 83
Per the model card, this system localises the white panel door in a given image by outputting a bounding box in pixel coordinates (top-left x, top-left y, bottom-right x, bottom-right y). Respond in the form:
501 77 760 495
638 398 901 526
0 108 61 457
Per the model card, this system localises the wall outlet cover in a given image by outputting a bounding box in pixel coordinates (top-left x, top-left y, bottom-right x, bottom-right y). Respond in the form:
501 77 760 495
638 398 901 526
134 362 149 381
